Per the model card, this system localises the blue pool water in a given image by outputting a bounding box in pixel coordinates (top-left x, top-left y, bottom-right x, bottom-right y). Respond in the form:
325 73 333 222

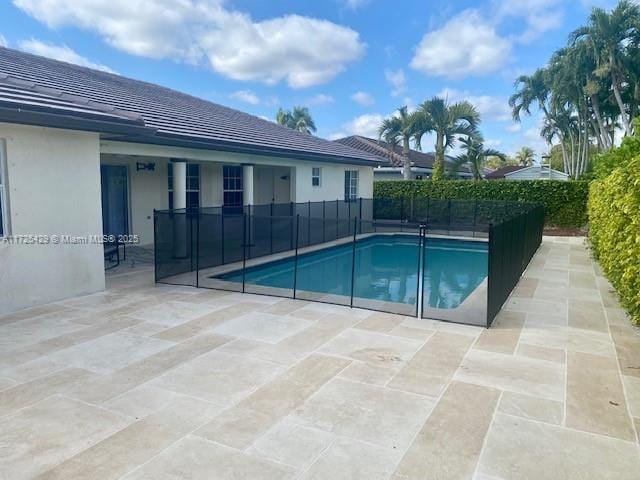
216 235 488 309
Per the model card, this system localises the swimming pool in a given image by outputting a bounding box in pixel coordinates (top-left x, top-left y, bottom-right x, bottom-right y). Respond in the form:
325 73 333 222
215 234 487 310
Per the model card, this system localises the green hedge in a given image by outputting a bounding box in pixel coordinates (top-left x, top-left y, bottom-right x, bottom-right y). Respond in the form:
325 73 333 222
589 157 640 325
373 180 589 227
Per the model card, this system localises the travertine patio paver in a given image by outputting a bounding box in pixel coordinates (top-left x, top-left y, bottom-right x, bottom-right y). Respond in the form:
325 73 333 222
0 236 639 479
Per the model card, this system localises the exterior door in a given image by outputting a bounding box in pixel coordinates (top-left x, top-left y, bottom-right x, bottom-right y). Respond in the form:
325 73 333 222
100 165 129 237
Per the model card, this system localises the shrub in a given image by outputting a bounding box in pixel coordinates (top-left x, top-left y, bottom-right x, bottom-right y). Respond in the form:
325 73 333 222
592 132 640 179
589 157 640 325
374 180 589 227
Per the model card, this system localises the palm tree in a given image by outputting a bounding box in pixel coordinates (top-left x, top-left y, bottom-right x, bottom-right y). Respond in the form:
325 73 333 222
414 97 480 181
515 147 536 166
378 106 421 180
571 0 640 136
509 69 552 121
275 106 317 134
453 135 506 180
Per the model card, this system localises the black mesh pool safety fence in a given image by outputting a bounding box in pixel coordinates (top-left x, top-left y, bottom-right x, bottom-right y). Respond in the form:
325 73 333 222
154 198 544 327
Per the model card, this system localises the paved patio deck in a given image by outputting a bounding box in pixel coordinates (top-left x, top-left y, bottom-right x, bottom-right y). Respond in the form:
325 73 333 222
1 236 639 479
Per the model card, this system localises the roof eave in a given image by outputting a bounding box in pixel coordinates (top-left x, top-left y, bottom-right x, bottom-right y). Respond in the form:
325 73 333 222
108 132 386 166
0 105 155 137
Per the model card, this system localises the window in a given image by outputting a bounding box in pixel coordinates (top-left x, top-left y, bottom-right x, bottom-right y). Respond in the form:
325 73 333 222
223 165 243 212
168 162 200 209
344 170 359 201
311 167 321 187
0 140 8 238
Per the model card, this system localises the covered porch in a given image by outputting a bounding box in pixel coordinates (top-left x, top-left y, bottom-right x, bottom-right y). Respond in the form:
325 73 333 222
99 151 293 247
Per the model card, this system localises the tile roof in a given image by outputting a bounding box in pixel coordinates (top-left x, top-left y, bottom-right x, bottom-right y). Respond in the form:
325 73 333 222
0 47 383 165
333 135 470 172
484 165 526 179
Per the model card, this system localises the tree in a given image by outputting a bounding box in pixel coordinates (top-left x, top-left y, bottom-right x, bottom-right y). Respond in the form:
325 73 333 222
453 135 506 180
515 147 536 166
414 97 480 181
275 106 317 134
571 0 640 136
378 107 421 180
486 156 518 170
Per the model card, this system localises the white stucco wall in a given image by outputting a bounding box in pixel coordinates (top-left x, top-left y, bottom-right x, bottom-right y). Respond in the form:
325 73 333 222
0 123 105 315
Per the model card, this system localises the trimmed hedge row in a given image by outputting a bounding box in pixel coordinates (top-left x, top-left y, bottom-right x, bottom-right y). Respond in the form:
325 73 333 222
589 157 640 325
373 180 589 227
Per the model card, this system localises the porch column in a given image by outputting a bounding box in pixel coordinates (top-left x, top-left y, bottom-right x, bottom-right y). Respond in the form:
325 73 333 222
172 159 187 209
171 159 188 260
243 164 254 206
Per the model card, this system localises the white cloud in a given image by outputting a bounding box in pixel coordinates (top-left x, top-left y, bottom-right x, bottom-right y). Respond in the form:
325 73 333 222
522 123 551 154
485 138 503 149
494 0 565 43
0 35 7 47
18 39 115 72
385 68 406 97
581 0 617 7
230 89 260 105
351 91 374 106
506 123 522 133
342 0 369 9
410 9 512 78
306 93 334 106
13 0 365 88
331 113 385 139
438 88 511 122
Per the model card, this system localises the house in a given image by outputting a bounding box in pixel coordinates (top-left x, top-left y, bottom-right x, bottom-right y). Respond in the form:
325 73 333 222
0 47 383 315
333 135 473 180
485 165 570 181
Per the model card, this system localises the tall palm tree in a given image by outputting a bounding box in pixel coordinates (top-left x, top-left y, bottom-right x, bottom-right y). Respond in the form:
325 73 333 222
378 106 421 180
515 147 536 166
453 135 506 180
414 97 480 181
275 106 317 134
571 0 640 136
509 69 552 121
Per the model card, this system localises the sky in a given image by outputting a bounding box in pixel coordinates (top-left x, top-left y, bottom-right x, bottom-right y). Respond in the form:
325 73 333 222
0 0 620 157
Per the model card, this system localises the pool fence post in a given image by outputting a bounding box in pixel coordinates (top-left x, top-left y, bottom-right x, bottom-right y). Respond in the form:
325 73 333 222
350 216 357 308
247 204 252 259
242 213 247 294
420 224 428 319
336 199 339 240
322 200 326 243
221 212 225 265
270 202 274 255
290 203 294 250
153 209 158 283
195 210 200 288
473 200 478 238
293 215 300 299
486 223 494 328
416 225 424 318
308 201 311 246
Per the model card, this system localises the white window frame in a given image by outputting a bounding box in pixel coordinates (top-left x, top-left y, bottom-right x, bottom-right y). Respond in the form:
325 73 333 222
345 170 359 201
311 167 322 187
0 139 9 238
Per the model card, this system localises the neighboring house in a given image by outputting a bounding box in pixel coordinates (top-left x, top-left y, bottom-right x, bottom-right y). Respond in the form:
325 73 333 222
334 135 473 180
0 47 382 315
485 165 570 181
